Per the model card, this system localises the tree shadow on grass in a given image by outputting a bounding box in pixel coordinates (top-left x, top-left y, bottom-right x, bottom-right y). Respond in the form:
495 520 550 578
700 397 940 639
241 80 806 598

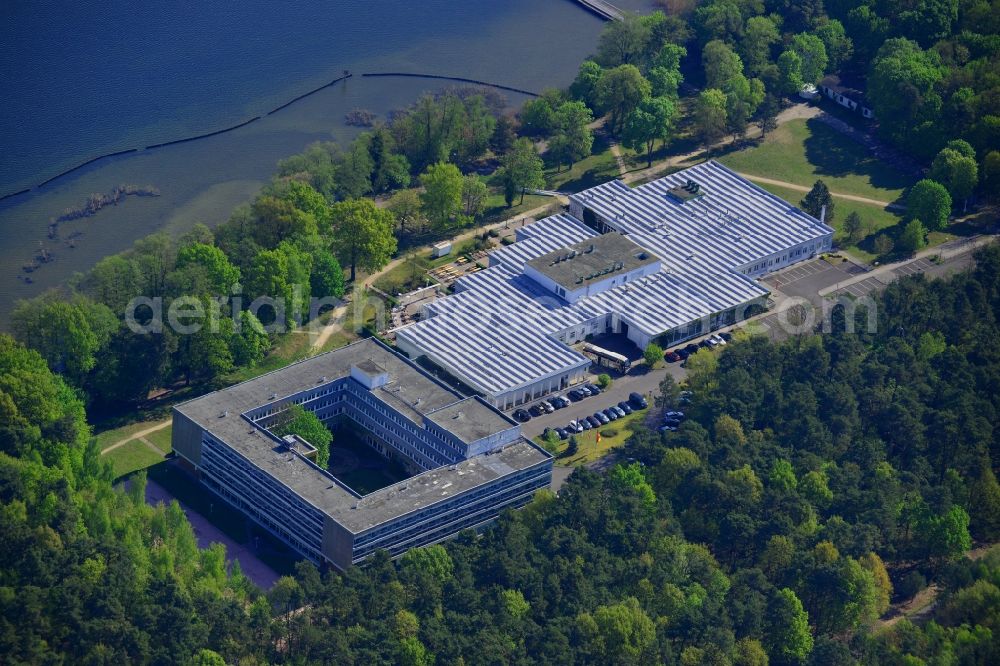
802 117 912 193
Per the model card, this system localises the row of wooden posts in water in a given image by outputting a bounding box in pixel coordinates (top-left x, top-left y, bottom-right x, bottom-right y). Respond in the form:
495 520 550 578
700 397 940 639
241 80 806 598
20 184 160 278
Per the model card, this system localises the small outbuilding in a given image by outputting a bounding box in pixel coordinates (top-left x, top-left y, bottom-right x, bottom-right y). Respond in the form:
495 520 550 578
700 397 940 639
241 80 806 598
432 241 452 258
819 75 874 119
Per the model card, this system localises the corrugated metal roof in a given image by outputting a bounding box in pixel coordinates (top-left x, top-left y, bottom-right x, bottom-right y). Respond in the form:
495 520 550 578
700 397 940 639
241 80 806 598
395 161 833 398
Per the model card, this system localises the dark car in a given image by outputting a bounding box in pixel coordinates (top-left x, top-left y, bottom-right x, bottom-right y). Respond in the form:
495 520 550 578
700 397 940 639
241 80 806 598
698 339 710 348
556 428 569 440
628 392 648 409
676 348 690 360
586 415 601 428
665 350 681 363
585 383 602 395
617 401 633 415
579 418 593 430
513 408 531 422
720 331 733 342
568 389 586 401
594 411 610 425
663 417 681 427
528 405 543 417
685 343 699 355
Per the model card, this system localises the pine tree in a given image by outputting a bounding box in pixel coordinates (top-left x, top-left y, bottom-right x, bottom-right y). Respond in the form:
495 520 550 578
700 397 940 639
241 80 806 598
800 180 835 223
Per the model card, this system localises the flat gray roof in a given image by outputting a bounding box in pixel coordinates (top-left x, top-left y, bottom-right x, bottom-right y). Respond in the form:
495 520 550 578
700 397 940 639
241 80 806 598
174 338 550 532
426 396 518 444
526 232 657 291
334 439 549 532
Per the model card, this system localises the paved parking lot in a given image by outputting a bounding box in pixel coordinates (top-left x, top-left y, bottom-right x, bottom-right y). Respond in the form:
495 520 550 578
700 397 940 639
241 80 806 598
893 257 935 278
763 258 867 302
517 362 685 439
830 276 886 299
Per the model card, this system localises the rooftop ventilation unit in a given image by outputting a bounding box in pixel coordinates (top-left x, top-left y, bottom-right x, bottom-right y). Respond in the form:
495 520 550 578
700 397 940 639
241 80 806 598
667 180 705 203
269 393 278 400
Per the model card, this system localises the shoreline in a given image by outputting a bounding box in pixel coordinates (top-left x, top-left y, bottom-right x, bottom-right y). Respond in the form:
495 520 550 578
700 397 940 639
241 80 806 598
0 72 541 204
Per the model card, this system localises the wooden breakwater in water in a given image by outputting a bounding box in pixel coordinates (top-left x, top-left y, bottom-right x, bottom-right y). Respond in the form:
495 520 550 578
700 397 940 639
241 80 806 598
31 148 140 190
266 72 353 115
361 72 539 97
0 69 536 203
0 74 358 202
143 116 261 150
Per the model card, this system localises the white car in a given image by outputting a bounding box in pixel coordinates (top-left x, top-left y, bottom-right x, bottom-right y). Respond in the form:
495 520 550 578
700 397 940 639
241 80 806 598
710 334 727 345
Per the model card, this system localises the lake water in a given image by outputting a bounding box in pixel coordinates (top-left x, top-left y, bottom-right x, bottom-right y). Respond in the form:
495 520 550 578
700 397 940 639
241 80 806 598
0 0 638 320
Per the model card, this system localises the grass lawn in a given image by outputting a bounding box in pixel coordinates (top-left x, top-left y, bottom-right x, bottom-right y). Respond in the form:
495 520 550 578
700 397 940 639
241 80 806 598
537 407 650 466
718 118 912 204
145 425 173 455
481 193 552 223
546 134 620 192
373 256 441 296
94 420 162 452
757 182 907 263
105 439 166 478
223 317 358 384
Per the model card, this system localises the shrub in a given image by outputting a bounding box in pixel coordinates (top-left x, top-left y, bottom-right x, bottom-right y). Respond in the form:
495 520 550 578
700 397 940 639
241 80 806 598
874 234 894 257
897 570 927 600
597 373 612 389
600 428 618 438
644 343 664 368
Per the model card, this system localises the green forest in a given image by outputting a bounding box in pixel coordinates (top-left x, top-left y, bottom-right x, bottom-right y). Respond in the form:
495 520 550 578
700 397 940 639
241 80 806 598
2 245 1000 663
3 0 1000 663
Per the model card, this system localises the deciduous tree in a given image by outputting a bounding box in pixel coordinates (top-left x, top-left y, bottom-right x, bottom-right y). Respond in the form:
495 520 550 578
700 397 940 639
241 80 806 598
907 179 952 231
498 139 545 206
597 64 651 135
329 198 397 281
420 162 464 231
622 96 677 166
695 89 728 144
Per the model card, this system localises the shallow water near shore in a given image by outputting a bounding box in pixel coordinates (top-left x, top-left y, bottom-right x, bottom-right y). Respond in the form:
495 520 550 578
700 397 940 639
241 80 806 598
0 0 610 321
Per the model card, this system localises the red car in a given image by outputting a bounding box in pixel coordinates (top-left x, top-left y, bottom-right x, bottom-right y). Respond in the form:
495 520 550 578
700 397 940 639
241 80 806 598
665 350 681 363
